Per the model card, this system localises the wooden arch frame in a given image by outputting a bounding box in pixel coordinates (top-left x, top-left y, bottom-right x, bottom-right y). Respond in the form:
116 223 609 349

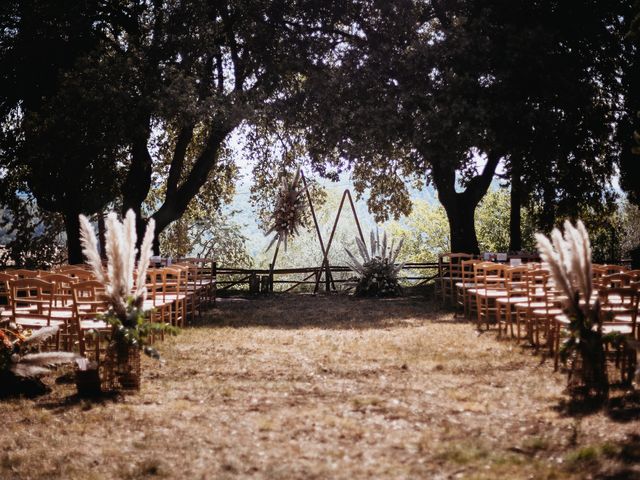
268 170 366 294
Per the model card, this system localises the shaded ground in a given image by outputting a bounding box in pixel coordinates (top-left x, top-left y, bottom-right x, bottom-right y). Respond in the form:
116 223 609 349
1 294 639 479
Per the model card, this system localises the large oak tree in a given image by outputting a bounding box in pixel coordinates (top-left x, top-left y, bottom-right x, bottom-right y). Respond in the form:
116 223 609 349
270 0 629 253
1 0 361 262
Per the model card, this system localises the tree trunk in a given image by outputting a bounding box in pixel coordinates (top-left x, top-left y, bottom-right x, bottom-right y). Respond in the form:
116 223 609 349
63 209 83 264
509 162 522 252
122 119 154 245
539 186 556 234
441 194 481 254
151 121 236 242
430 152 502 255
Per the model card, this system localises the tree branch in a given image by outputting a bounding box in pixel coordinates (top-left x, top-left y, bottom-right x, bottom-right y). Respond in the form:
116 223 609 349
220 4 244 92
152 119 238 232
463 151 501 204
165 124 194 200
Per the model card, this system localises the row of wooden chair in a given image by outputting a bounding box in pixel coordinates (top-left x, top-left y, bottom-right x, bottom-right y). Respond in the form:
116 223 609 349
0 258 217 362
448 259 640 384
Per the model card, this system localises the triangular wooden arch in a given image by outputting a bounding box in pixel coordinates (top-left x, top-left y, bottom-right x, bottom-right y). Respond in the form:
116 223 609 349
267 170 366 294
313 188 366 293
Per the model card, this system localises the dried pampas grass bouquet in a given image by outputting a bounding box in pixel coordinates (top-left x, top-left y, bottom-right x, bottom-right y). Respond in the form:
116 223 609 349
265 167 307 251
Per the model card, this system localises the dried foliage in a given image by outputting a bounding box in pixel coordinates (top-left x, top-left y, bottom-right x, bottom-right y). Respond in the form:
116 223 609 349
265 167 306 251
0 325 77 378
535 220 608 401
79 210 170 360
345 228 404 297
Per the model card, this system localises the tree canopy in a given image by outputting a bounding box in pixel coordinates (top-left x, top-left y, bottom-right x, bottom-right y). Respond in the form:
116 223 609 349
0 0 636 262
263 0 632 253
1 0 362 262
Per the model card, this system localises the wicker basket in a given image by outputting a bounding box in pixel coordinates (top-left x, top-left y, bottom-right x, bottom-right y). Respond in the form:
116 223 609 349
102 342 141 392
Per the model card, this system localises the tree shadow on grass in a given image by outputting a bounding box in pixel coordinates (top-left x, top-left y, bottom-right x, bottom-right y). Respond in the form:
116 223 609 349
593 434 640 480
554 390 640 422
193 293 454 330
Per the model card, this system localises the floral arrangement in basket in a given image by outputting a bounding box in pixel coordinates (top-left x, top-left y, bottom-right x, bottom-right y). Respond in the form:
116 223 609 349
536 220 609 401
79 210 172 391
265 167 307 251
0 325 78 396
345 228 404 297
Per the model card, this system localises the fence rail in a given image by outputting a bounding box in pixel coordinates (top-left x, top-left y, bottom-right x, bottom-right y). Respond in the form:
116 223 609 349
216 262 440 294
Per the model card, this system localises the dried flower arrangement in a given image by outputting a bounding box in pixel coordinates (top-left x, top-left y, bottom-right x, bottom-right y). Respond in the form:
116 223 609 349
265 167 307 251
0 325 78 396
535 220 609 400
345 229 404 297
79 210 171 390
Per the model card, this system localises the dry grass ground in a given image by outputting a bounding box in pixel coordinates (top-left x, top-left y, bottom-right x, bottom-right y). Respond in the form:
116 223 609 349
1 294 639 480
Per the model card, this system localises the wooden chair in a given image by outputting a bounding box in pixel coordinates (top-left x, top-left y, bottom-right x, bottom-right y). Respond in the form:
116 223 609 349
600 273 634 289
473 263 507 330
598 287 639 384
437 253 474 306
144 268 173 329
530 279 564 351
71 280 110 359
7 269 41 279
495 266 529 338
0 272 15 325
188 258 216 307
593 264 628 289
455 259 482 318
178 262 204 321
10 278 62 349
41 273 79 350
163 267 188 327
56 264 93 272
513 268 550 343
63 268 96 281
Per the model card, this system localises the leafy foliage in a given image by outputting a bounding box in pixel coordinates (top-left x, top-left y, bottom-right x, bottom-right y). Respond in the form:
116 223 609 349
387 189 537 262
0 196 67 268
1 0 363 261
266 0 631 253
160 209 253 268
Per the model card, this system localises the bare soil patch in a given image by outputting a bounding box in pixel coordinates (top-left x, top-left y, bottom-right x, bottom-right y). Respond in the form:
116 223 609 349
1 294 639 479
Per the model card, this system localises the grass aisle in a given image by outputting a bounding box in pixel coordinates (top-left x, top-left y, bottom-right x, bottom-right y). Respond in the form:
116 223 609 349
1 295 639 479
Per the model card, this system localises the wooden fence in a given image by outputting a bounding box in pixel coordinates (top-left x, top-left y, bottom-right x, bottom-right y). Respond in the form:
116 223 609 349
216 262 440 294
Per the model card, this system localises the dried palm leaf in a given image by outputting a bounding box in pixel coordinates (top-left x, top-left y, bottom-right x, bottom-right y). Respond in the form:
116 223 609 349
21 326 59 346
